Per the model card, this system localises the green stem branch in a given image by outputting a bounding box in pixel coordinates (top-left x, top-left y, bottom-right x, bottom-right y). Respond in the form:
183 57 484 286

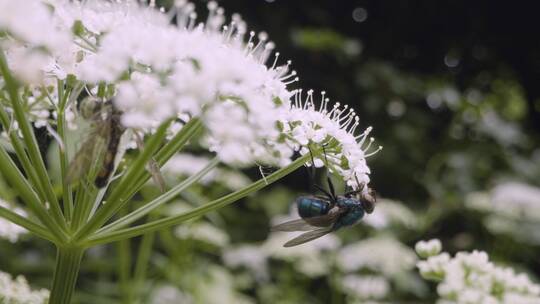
84 152 315 246
0 204 56 242
0 49 67 231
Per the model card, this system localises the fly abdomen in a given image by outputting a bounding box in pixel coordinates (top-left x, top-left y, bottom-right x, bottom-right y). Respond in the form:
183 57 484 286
296 196 331 219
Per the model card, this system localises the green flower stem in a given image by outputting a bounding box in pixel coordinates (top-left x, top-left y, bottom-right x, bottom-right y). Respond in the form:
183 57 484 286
0 50 67 231
74 120 172 242
0 105 48 203
57 94 73 223
127 118 203 202
0 145 68 243
49 246 85 304
57 82 74 224
97 157 220 234
84 151 316 246
117 208 133 304
0 204 56 242
132 226 156 302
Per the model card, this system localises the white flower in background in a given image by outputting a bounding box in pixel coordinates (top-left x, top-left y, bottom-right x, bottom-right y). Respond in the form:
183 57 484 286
223 245 269 281
341 274 390 300
337 236 417 276
466 182 540 245
415 239 442 259
192 266 253 304
163 153 250 190
490 182 540 220
415 240 540 304
150 284 193 304
0 270 49 304
175 222 229 247
0 200 27 243
262 231 340 277
363 198 417 229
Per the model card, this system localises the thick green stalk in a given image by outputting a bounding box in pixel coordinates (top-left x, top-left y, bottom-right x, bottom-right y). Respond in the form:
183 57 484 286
74 120 171 241
0 204 56 242
49 247 85 304
84 152 314 246
0 50 67 230
97 157 219 234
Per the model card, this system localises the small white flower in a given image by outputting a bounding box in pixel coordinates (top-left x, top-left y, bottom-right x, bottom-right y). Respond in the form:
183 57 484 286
415 239 443 258
0 270 49 304
0 200 27 243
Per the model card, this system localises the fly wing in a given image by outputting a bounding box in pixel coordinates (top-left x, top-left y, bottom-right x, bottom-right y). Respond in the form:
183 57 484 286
271 218 316 232
66 123 109 184
272 207 343 232
283 227 333 247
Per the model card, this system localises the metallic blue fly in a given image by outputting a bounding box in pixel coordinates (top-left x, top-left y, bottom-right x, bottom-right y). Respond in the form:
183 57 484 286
272 148 377 247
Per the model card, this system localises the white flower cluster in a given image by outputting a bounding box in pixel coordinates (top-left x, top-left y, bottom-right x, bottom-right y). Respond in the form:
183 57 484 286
363 198 418 229
466 182 540 245
341 274 390 300
163 153 250 190
0 0 379 189
337 236 417 276
0 200 27 243
0 270 49 304
416 239 540 304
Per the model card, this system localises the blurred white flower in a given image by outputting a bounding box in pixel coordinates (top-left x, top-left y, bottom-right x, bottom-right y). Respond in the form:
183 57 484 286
341 274 390 300
223 245 269 281
175 222 229 247
0 270 49 304
263 229 340 277
150 284 193 304
466 182 540 245
0 200 27 243
363 198 417 229
415 239 442 258
192 266 253 304
337 236 417 276
416 240 540 303
163 153 250 190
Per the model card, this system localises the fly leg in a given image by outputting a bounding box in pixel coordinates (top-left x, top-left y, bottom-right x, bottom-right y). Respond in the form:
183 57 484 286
322 145 337 201
307 146 334 202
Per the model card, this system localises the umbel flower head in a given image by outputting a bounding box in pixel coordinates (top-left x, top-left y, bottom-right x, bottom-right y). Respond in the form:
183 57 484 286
415 239 540 304
0 0 379 189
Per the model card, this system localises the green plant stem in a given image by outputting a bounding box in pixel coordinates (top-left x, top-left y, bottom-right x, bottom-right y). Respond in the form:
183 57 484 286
84 151 315 246
0 50 67 231
0 145 68 242
117 227 132 304
132 222 156 302
74 120 171 241
0 106 48 202
57 80 74 224
0 204 56 242
97 157 219 234
123 118 204 209
49 246 85 304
